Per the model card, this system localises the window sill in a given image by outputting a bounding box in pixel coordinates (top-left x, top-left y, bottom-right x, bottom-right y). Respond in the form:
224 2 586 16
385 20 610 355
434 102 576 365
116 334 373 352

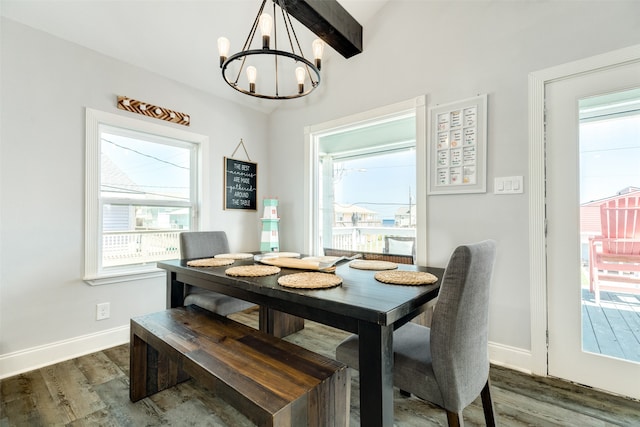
84 268 166 286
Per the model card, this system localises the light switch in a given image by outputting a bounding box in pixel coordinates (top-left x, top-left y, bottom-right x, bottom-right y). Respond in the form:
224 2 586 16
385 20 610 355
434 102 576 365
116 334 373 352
512 176 523 193
494 176 524 194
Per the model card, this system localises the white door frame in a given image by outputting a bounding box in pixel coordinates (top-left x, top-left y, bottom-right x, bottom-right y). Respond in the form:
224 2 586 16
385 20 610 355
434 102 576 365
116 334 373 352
528 44 640 376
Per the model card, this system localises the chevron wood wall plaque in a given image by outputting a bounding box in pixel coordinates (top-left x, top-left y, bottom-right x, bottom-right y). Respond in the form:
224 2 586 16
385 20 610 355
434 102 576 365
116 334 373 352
117 96 190 126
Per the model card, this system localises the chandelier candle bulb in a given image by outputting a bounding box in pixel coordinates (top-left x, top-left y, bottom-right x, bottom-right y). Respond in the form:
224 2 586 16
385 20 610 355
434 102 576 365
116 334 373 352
246 66 257 93
217 37 230 67
259 13 272 49
295 67 305 94
312 39 324 70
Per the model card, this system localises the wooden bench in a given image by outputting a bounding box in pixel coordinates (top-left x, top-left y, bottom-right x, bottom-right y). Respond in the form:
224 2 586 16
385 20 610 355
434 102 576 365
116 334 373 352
130 305 349 427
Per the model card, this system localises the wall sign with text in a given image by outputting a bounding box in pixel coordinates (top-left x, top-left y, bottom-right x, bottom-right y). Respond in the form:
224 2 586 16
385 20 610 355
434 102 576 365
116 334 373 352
428 94 487 194
224 157 257 210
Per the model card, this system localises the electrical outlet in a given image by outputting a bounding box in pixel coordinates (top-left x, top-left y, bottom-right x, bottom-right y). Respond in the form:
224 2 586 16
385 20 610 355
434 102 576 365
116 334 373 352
96 302 110 320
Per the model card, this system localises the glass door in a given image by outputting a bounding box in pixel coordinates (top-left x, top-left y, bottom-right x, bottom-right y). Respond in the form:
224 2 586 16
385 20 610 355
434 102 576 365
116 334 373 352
546 61 640 399
579 89 640 362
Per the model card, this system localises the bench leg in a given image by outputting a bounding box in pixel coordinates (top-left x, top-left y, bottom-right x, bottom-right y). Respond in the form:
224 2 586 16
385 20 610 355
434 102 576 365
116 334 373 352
130 332 149 402
130 332 189 402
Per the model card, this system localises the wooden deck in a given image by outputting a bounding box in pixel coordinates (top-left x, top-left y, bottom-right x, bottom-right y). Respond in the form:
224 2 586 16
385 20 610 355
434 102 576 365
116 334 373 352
582 288 640 362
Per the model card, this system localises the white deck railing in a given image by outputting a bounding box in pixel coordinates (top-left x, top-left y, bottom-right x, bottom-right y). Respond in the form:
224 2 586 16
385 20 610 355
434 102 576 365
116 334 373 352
102 226 416 266
329 227 416 253
103 230 181 267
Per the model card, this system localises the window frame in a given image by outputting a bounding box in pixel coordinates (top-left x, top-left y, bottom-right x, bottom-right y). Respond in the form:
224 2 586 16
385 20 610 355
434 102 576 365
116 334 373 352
303 96 428 264
84 108 209 285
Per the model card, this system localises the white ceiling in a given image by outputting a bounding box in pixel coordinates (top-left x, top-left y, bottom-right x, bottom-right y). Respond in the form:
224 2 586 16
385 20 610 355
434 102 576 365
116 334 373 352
1 0 390 113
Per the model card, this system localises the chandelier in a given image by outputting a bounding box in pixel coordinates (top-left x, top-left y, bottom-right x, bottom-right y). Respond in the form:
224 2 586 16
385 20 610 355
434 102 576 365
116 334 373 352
217 0 325 100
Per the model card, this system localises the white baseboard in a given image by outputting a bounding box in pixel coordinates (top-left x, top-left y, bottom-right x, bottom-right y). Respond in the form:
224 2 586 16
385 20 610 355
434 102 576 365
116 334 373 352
0 325 130 380
489 340 534 374
0 328 534 380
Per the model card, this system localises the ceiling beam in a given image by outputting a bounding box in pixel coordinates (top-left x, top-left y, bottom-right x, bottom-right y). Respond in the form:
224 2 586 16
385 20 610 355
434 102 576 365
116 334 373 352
282 0 363 59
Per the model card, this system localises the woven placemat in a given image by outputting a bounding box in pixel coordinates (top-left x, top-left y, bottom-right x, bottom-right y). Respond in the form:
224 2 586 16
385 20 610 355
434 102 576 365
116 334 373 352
278 272 343 289
349 260 398 271
215 253 254 260
225 265 281 277
374 270 438 285
187 258 235 267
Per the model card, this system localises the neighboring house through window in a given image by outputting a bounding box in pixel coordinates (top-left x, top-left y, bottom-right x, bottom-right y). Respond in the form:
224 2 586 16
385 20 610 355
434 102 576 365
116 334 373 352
85 108 207 285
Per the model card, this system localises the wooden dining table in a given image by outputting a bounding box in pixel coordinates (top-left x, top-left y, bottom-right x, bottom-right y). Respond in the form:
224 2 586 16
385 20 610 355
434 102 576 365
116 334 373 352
157 257 443 427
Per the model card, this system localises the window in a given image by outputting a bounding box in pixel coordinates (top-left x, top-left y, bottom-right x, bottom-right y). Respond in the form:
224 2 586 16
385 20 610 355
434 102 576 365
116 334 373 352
578 88 640 267
304 97 428 262
85 109 207 285
320 121 417 254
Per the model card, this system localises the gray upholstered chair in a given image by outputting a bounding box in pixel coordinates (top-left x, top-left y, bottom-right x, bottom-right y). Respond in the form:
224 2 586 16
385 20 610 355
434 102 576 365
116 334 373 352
336 240 497 427
180 231 255 316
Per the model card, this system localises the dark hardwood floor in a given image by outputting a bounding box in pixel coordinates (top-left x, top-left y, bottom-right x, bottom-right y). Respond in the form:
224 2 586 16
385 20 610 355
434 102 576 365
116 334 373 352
2 308 639 426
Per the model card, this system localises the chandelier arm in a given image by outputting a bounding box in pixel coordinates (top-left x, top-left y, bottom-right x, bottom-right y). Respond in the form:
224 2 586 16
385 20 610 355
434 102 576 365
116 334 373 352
233 0 268 86
241 0 268 52
272 1 278 50
279 0 317 86
281 3 305 58
275 52 279 97
278 3 296 54
231 55 249 87
272 1 279 97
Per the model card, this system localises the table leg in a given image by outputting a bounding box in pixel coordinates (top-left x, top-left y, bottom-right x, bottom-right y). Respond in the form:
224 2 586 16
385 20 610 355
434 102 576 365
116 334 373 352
358 322 394 427
166 271 184 309
259 307 305 338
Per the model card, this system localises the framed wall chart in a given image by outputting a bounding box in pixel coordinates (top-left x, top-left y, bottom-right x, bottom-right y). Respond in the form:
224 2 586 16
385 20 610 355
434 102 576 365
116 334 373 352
428 94 488 194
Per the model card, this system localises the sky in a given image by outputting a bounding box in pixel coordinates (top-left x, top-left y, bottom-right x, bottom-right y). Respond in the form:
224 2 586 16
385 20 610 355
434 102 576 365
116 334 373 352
334 150 416 220
579 114 640 203
101 131 191 201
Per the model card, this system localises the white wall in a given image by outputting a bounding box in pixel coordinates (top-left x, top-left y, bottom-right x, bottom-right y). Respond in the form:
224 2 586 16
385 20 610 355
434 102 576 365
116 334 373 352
267 1 640 369
0 19 268 376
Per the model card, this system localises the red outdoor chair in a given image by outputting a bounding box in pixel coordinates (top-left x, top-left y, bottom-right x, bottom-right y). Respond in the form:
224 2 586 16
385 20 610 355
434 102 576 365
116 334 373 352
588 194 640 303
